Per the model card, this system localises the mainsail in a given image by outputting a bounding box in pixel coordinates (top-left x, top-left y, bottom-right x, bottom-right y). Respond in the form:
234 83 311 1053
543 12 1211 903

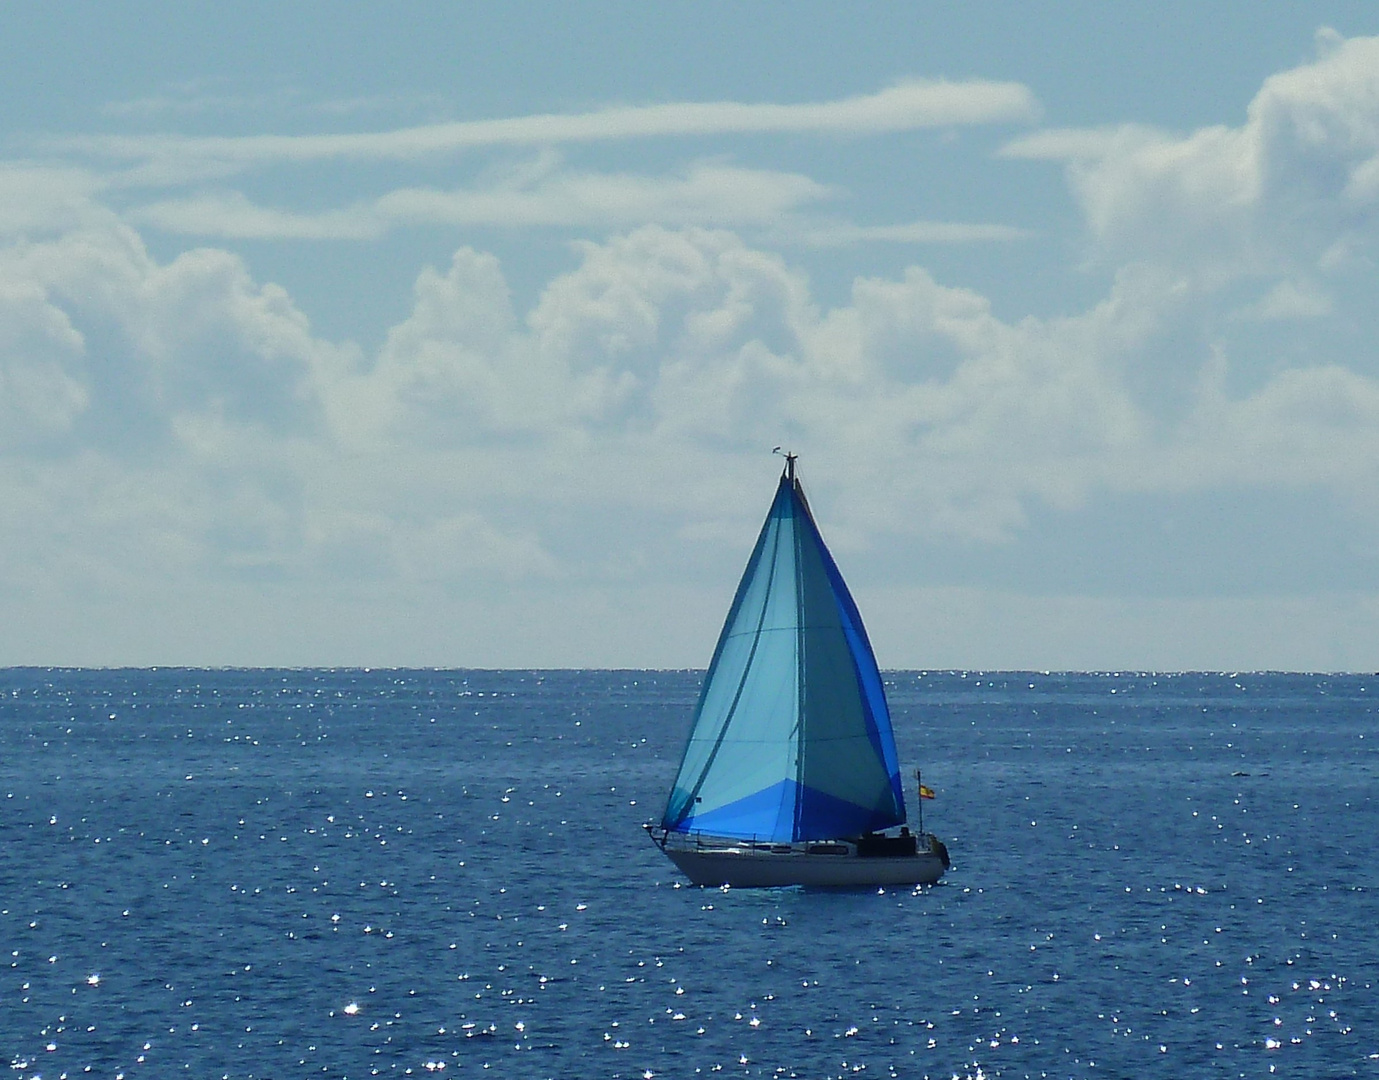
662 460 907 842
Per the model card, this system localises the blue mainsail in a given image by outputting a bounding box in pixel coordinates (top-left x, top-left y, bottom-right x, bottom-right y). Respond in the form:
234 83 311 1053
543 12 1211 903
662 462 907 842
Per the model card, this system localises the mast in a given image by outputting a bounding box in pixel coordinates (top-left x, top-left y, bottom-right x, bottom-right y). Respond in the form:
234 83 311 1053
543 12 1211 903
773 446 797 484
776 445 805 837
916 769 924 835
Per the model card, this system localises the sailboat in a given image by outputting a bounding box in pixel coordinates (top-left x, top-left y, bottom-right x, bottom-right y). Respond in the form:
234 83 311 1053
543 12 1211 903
647 453 950 887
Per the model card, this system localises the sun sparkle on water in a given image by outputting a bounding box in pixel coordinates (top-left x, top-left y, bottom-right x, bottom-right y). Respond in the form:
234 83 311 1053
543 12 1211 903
0 669 1376 1078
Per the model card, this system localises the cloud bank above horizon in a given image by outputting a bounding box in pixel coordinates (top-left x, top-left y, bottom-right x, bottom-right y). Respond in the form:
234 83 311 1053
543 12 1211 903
3 18 1379 669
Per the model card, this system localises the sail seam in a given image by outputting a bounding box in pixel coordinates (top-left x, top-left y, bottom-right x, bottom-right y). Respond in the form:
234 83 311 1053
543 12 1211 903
791 479 807 841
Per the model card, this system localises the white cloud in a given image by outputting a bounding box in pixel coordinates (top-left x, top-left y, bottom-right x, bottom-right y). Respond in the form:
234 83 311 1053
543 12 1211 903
1231 278 1334 321
356 222 1370 542
0 234 558 624
129 162 834 239
126 167 1034 249
1001 126 1136 162
6 197 1379 583
70 79 1044 253
396 513 559 582
129 160 832 241
3 210 1379 663
860 584 1379 671
790 220 1033 246
377 164 833 229
1002 32 1379 278
129 190 383 240
66 79 1040 173
0 166 114 237
0 278 89 446
1176 360 1379 490
349 224 1379 545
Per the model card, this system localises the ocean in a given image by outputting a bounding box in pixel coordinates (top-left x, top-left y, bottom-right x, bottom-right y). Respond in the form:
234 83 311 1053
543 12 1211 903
1 668 1376 1079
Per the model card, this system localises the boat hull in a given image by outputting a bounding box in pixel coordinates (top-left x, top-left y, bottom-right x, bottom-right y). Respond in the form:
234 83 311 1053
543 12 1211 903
651 830 947 888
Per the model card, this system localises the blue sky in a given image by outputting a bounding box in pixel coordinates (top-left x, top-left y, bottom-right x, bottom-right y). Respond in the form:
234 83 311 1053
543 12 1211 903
3 3 1379 668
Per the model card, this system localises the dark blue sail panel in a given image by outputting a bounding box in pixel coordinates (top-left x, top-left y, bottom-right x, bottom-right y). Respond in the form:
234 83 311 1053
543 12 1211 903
797 503 907 817
662 469 907 842
672 779 901 840
672 780 796 840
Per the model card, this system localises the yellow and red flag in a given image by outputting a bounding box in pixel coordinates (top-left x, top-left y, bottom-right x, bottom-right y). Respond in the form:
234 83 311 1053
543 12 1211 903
919 784 936 800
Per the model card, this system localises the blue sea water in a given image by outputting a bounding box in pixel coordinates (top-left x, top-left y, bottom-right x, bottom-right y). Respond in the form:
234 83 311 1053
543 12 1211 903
1 669 1377 1079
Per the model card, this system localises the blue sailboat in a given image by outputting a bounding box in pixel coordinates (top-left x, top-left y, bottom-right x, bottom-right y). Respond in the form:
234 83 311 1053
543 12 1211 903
647 453 949 887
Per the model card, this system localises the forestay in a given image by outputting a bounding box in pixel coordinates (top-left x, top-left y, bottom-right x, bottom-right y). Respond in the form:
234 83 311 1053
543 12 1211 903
662 466 906 842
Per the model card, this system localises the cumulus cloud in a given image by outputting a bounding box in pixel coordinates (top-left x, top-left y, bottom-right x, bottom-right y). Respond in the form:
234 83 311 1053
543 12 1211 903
985 30 1379 538
0 279 89 446
1003 30 1379 279
343 221 1379 544
0 224 342 442
6 199 1379 598
2 203 1379 663
0 218 575 609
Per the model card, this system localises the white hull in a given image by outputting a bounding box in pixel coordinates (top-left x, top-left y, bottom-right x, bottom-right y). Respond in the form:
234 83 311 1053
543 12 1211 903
650 830 947 888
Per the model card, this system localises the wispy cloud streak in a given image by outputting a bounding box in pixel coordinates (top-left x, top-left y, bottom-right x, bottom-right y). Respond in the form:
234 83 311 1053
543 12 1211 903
792 220 1033 245
128 164 835 238
65 80 1040 170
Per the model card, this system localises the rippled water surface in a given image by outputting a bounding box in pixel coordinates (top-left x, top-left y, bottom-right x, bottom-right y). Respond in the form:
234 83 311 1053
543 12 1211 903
2 669 1378 1079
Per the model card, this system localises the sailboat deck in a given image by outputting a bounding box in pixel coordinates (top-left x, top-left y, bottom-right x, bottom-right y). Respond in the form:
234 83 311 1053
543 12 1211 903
657 830 857 857
647 825 947 887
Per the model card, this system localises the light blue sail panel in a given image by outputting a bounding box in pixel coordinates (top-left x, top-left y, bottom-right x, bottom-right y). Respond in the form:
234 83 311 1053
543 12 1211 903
663 470 907 842
663 480 801 837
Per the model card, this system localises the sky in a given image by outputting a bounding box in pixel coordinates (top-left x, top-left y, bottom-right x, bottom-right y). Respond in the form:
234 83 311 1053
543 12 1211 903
3 3 1379 669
